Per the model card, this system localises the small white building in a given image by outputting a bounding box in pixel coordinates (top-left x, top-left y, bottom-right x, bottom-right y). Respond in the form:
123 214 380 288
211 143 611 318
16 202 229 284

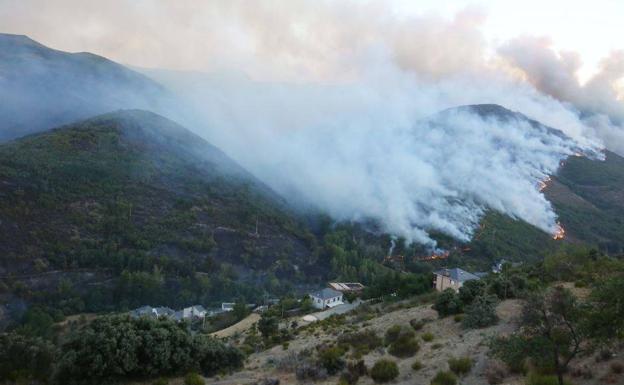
433 268 480 292
309 288 344 309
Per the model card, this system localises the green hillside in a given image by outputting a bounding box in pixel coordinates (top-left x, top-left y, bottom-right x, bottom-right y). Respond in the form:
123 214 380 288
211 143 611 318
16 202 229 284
0 110 318 316
549 151 624 253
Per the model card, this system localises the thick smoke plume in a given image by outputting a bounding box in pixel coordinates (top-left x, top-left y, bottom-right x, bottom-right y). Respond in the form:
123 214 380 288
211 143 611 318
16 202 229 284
2 0 623 246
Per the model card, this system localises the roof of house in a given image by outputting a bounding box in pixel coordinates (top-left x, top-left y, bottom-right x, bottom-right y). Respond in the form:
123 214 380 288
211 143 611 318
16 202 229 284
329 282 365 291
310 288 342 300
154 307 175 316
130 306 155 317
434 268 480 283
192 305 207 313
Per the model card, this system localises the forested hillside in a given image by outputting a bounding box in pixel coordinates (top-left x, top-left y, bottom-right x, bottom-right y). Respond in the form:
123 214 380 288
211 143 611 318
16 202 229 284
0 110 319 317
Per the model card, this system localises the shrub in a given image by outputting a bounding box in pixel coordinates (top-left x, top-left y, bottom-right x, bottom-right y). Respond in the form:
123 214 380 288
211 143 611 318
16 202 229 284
184 373 204 385
596 349 613 362
389 335 419 358
448 357 473 376
258 315 279 339
431 343 443 349
453 314 464 323
458 279 487 305
611 362 624 374
410 319 425 331
525 373 558 385
412 360 423 371
318 346 345 374
385 325 403 345
338 330 382 355
489 335 530 373
54 316 243 384
295 361 328 381
0 332 55 382
153 379 169 385
422 332 434 342
433 289 463 317
483 360 507 384
570 365 593 379
462 295 498 329
430 370 457 385
341 360 368 385
282 342 289 350
370 359 399 383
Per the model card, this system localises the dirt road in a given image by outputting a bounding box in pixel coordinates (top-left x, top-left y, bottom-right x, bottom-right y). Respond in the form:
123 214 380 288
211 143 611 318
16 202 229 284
210 313 260 338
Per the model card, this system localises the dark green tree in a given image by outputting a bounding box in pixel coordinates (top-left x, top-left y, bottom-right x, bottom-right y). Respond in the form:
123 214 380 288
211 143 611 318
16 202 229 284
462 294 498 329
258 314 279 339
433 289 463 317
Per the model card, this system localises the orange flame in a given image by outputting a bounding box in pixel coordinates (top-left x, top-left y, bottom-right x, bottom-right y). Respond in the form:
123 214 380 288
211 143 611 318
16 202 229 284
415 250 450 261
538 176 552 192
553 223 565 240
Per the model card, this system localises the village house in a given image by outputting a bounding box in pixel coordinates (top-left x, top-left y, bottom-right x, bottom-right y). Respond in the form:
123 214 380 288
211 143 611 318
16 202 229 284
131 305 208 321
309 287 344 309
433 268 480 292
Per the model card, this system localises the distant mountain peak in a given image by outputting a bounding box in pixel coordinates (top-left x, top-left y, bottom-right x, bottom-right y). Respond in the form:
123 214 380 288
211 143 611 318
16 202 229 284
0 34 171 142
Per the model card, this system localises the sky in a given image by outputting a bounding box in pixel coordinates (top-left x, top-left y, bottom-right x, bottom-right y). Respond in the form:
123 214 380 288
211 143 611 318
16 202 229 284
1 0 623 83
395 0 624 82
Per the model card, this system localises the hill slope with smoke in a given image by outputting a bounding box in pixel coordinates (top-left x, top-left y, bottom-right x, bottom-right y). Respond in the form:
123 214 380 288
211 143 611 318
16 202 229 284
0 110 316 283
0 33 174 141
2 34 623 255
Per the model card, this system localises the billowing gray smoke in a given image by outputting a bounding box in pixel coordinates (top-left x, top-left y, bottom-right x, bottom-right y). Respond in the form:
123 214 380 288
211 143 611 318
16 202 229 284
155 68 602 247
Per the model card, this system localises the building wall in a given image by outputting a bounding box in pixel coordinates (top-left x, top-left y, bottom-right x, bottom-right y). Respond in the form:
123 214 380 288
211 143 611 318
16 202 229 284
310 294 344 309
434 274 463 292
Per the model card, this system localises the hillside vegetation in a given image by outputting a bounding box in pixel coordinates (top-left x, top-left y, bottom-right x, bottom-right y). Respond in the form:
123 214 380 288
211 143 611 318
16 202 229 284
0 110 318 316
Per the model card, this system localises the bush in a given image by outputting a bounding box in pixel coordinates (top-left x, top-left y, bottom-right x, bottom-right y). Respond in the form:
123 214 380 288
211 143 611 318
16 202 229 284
484 360 507 384
370 359 399 383
489 335 530 373
453 314 464 323
318 346 345 375
525 373 558 385
389 335 419 358
295 361 328 381
184 372 204 385
54 316 243 384
430 371 457 385
153 379 169 385
458 279 487 305
338 330 383 355
448 357 473 375
410 319 425 331
384 325 403 345
412 360 423 371
258 315 279 339
433 289 463 317
611 362 624 374
341 360 368 385
422 332 434 342
462 294 498 329
0 332 55 382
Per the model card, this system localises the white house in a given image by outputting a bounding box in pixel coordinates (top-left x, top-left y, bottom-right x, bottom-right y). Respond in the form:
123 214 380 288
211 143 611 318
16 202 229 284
309 288 343 309
433 268 480 292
